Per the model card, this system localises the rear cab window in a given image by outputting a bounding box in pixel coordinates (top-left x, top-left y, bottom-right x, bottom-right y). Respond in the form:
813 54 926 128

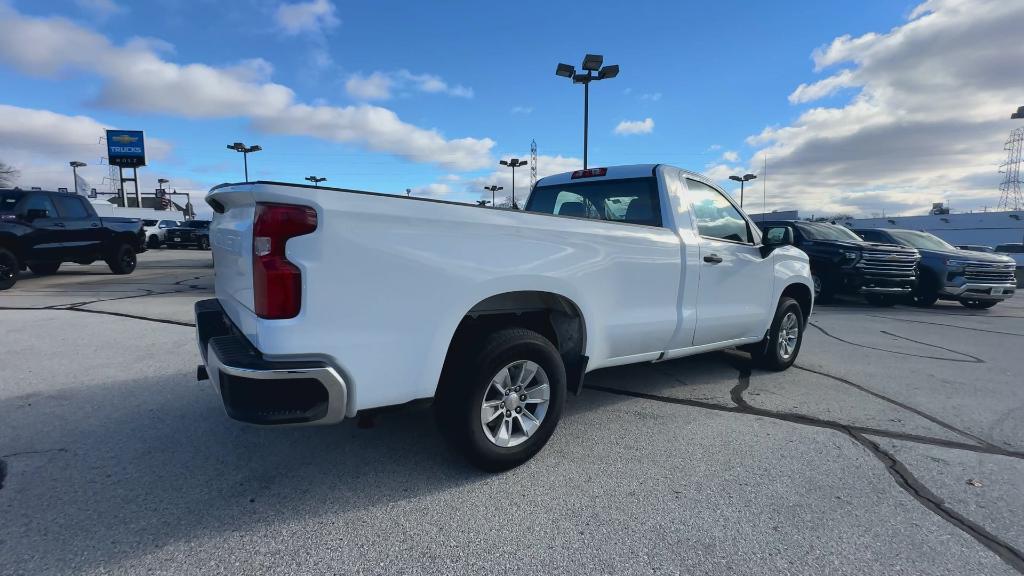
525 177 662 227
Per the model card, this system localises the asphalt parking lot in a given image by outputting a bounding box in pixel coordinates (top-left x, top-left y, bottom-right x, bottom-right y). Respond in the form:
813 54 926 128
1 249 1022 575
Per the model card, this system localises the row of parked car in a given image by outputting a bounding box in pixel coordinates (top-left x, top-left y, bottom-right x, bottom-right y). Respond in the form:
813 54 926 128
757 220 1020 309
142 218 211 250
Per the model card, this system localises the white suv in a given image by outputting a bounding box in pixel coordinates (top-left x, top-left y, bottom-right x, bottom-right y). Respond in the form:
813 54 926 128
142 219 182 248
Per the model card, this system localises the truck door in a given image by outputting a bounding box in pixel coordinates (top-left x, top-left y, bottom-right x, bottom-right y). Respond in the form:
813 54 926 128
52 195 103 259
685 179 774 346
17 193 64 261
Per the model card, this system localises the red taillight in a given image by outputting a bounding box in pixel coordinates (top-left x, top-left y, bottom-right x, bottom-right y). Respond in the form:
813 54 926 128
570 167 607 179
253 203 317 319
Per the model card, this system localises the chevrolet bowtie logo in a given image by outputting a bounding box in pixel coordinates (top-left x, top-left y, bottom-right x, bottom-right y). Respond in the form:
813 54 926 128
111 134 138 144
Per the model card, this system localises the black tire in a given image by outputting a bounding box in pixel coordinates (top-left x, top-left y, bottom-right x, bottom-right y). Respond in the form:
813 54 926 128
960 299 997 310
0 247 18 290
909 290 939 307
147 235 161 249
106 243 137 275
750 297 805 371
435 328 566 472
865 294 898 307
811 273 834 303
197 236 210 250
28 262 60 276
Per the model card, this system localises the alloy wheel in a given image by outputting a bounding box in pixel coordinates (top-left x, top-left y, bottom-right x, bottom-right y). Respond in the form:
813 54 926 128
479 360 551 448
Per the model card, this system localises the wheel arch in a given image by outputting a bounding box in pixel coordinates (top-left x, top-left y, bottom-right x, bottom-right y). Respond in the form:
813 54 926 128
781 282 813 321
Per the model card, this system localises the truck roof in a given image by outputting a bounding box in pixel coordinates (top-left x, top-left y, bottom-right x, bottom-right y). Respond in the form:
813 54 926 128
534 164 720 190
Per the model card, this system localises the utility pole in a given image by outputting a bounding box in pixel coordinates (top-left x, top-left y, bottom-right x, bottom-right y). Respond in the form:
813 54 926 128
226 142 262 181
499 159 527 209
555 55 619 169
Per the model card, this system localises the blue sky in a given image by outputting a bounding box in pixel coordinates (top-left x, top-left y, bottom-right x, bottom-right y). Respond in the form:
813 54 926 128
0 0 1021 216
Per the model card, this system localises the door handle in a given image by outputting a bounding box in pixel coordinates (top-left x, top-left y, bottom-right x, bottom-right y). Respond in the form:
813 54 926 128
703 254 723 264
52 222 66 228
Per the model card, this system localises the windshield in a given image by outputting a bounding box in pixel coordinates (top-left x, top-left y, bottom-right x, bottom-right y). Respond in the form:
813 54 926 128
183 221 210 229
1 191 25 212
886 230 955 251
525 177 661 226
996 244 1024 253
797 222 864 242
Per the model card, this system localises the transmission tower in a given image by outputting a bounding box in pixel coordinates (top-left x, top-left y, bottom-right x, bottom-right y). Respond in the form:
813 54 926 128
532 138 540 190
998 127 1023 211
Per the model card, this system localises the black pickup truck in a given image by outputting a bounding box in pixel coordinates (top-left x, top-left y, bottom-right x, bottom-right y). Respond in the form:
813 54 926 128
0 189 146 290
758 220 920 306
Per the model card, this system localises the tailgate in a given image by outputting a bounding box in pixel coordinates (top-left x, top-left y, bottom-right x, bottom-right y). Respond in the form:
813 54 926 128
208 187 256 314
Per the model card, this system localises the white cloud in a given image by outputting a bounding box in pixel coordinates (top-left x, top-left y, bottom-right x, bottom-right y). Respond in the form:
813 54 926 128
639 92 662 101
614 118 654 135
717 0 1024 216
722 150 739 163
345 72 393 100
0 5 493 171
344 69 473 101
510 106 533 115
411 183 452 198
275 0 339 35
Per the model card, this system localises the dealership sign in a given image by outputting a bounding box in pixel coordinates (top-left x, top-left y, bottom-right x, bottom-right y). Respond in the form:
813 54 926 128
106 130 146 167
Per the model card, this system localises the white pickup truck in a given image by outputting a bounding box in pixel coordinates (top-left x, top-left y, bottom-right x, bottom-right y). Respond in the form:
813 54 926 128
195 164 814 470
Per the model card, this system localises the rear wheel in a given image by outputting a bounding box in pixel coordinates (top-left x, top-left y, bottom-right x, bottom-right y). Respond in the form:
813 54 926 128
198 236 210 250
811 273 833 303
28 262 60 276
865 294 898 307
435 328 566 471
750 297 804 371
147 234 161 248
106 243 137 275
0 248 18 290
960 299 997 310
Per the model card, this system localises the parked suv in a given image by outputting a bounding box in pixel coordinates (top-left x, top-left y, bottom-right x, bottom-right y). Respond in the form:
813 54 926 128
758 220 920 306
165 220 211 250
994 243 1024 288
854 228 1016 309
142 218 182 248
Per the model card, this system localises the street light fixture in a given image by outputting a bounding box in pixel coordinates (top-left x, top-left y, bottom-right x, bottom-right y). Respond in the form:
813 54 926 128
69 161 86 194
555 53 619 169
226 142 262 181
483 184 504 207
305 176 327 187
499 159 527 209
729 173 758 208
1012 106 1024 120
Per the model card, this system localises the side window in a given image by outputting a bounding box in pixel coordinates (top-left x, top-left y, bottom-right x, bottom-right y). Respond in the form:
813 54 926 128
686 179 751 243
54 195 89 218
20 194 58 218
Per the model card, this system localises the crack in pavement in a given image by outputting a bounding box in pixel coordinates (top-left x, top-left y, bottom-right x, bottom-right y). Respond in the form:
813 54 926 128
0 458 6 490
0 305 196 327
809 322 984 362
590 363 1024 573
865 315 1024 338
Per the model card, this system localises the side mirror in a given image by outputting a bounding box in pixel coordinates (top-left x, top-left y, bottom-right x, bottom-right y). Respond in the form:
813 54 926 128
760 226 793 257
24 208 50 221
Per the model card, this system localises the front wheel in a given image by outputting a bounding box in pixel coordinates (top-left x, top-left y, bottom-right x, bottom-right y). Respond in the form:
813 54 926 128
865 294 898 307
0 247 18 290
435 328 566 471
147 235 161 249
750 297 805 371
960 299 997 310
106 243 137 275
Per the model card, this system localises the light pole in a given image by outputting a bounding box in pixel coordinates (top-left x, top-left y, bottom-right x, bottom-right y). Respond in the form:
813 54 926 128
69 161 86 194
499 159 527 208
226 142 262 181
555 54 619 169
483 185 503 207
305 176 326 187
729 173 758 208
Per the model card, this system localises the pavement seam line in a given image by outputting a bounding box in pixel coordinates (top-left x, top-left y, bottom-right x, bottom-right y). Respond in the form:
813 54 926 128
809 322 984 363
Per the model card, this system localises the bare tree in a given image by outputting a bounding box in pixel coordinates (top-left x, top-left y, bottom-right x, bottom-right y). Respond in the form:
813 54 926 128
0 161 18 187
